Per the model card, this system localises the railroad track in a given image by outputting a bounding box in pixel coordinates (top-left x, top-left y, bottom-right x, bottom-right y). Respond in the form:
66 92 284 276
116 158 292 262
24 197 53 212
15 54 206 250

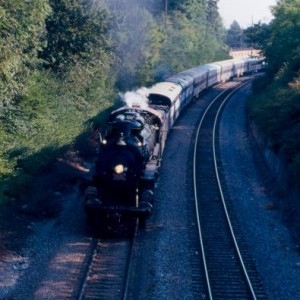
77 220 139 300
193 81 267 299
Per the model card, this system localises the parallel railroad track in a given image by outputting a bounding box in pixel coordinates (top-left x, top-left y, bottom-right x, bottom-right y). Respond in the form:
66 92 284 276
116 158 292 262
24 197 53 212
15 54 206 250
193 81 267 299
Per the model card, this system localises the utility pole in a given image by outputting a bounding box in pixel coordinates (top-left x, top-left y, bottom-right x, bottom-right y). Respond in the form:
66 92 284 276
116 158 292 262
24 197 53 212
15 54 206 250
251 16 254 57
164 0 168 27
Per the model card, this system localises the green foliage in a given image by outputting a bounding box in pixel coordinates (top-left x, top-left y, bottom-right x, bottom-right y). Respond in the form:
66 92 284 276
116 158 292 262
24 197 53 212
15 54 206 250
0 0 50 105
249 77 300 180
226 21 246 48
249 75 300 159
0 0 230 205
247 0 300 180
111 6 165 90
108 0 228 88
206 0 223 38
160 10 206 73
0 67 115 203
266 0 300 72
244 22 271 49
249 71 300 180
40 0 112 73
158 1 228 76
168 0 188 10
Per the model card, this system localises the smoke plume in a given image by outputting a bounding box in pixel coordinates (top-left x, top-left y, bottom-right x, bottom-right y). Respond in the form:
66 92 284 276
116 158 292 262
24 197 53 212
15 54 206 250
119 87 149 109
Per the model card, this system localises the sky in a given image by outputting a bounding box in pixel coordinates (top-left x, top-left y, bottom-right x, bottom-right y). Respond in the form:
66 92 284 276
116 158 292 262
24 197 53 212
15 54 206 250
218 0 277 28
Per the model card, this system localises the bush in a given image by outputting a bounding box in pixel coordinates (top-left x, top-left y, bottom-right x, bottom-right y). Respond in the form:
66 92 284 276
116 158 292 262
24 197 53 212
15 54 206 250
248 72 300 180
0 67 115 205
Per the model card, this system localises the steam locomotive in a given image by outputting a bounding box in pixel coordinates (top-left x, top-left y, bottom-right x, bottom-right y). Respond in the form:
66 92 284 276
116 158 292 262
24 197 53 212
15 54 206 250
84 57 263 231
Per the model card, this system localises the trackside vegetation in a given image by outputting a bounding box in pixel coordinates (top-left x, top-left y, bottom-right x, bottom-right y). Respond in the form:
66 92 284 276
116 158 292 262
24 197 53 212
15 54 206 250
245 0 300 181
0 0 227 206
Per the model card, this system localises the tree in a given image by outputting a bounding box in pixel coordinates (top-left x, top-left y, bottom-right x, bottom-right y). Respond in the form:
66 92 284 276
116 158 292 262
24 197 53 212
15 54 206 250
263 0 300 74
207 1 221 34
247 0 300 181
159 0 228 76
40 0 111 73
225 20 246 48
0 0 50 105
169 0 187 10
111 6 164 89
244 22 271 49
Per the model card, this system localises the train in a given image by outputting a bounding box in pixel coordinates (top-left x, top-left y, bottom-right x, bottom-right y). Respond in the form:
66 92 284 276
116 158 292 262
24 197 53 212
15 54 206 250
84 57 264 231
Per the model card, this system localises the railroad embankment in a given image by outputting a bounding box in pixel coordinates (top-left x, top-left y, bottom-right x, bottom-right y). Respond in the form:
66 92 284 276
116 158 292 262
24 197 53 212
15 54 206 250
250 122 300 243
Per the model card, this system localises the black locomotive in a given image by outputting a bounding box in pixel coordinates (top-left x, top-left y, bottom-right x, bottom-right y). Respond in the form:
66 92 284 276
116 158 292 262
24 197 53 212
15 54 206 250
84 104 168 230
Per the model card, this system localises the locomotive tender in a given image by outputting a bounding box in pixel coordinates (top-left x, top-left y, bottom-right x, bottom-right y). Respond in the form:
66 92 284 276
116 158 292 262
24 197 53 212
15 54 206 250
84 57 263 228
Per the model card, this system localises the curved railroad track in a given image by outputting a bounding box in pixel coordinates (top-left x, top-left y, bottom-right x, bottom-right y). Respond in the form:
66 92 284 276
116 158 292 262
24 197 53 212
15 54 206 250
77 220 139 300
193 81 267 299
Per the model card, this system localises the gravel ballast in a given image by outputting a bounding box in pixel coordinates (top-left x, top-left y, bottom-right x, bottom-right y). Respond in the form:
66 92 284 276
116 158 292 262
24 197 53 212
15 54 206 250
219 82 300 299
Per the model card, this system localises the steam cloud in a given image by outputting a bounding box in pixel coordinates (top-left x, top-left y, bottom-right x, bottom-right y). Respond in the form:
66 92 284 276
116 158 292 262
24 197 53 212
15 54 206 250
119 87 149 109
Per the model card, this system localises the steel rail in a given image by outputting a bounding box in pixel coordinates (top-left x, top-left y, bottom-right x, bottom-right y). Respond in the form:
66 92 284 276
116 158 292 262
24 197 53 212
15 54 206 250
193 88 228 300
193 80 257 300
122 218 140 300
212 82 257 300
77 220 139 300
77 238 99 300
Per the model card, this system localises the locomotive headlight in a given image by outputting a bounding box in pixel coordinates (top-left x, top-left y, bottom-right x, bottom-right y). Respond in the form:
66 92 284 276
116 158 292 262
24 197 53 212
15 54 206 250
114 164 125 174
137 141 142 147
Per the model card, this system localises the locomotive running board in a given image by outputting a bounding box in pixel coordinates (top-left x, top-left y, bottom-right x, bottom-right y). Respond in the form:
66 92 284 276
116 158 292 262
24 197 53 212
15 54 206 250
86 203 152 217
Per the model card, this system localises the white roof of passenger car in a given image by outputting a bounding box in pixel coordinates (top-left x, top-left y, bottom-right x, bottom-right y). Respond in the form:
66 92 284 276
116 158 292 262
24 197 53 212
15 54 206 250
148 82 182 104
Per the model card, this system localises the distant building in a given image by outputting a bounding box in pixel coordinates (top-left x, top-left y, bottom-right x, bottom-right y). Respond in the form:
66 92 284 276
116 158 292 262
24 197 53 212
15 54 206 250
230 48 262 59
